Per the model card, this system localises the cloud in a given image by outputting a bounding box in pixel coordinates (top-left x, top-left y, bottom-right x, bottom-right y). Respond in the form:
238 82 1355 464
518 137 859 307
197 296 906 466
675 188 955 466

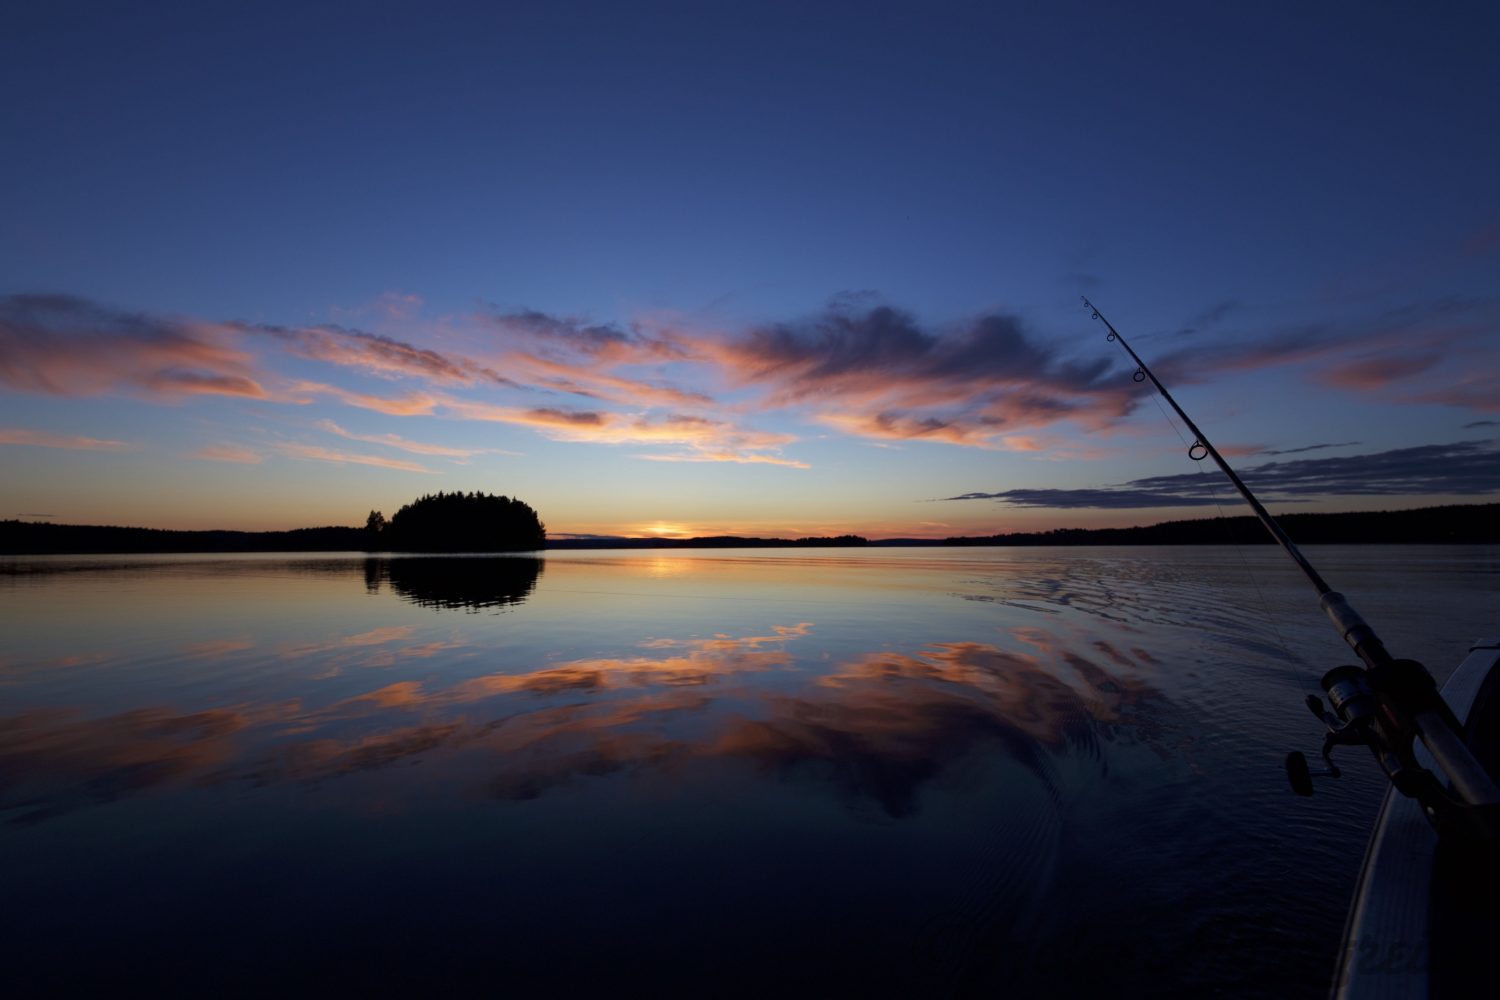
315 419 494 458
0 294 268 401
634 451 810 468
1407 372 1500 412
277 443 436 473
485 302 1140 454
290 381 441 416
446 400 803 465
1189 299 1240 328
14 292 1496 476
696 303 1135 448
483 308 685 364
940 439 1500 508
255 322 514 386
0 428 131 451
189 444 264 464
817 411 998 447
1259 441 1360 456
479 309 711 410
1146 297 1500 406
941 487 1230 510
502 351 716 407
1464 420 1499 429
1314 352 1441 390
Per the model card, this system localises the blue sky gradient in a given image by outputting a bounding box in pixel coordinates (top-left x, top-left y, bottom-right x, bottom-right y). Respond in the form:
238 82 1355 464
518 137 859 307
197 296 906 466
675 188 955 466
3 2 1497 536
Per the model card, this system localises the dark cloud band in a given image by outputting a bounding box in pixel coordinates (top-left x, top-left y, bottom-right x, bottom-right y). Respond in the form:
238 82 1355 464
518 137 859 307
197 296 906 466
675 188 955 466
941 440 1500 509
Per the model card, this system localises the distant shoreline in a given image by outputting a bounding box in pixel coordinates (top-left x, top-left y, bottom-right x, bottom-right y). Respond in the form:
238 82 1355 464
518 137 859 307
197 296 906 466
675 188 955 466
3 503 1496 555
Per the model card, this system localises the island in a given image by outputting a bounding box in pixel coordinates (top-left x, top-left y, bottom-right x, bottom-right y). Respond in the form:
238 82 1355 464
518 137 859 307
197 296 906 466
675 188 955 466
366 491 545 552
1 502 1495 555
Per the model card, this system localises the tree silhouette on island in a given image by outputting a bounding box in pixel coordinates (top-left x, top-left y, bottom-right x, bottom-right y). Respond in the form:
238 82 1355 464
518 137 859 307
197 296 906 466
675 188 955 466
3 502 1498 555
366 491 546 552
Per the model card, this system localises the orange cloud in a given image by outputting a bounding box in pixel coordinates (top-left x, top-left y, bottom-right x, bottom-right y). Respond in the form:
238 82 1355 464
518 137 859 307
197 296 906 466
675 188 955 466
315 419 493 458
0 428 132 451
278 443 436 473
445 400 803 465
289 381 442 416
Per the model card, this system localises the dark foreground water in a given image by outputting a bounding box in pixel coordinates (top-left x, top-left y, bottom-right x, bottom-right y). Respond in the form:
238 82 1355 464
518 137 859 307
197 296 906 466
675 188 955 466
3 546 1497 997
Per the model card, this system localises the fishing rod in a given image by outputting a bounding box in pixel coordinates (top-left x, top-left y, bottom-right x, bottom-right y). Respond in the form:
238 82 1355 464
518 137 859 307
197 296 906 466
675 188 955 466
1083 297 1500 841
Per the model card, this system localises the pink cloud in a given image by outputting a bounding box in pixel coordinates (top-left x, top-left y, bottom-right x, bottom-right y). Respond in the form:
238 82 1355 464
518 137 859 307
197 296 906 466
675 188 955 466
502 351 715 408
0 427 132 451
816 411 996 447
664 305 1141 449
0 294 268 402
259 323 511 386
1314 352 1441 390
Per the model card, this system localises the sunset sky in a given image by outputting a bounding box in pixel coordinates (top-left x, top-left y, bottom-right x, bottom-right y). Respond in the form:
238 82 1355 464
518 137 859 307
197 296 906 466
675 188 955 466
3 2 1497 538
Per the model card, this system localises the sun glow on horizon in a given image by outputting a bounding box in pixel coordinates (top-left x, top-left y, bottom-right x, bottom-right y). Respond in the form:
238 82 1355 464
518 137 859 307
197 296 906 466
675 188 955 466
640 521 691 539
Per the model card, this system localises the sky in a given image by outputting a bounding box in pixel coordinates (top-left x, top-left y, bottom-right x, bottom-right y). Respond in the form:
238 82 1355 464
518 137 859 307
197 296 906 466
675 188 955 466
2 1 1497 539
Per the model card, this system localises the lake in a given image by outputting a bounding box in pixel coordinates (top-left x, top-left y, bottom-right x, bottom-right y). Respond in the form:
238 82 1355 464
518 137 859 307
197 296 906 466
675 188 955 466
3 546 1497 996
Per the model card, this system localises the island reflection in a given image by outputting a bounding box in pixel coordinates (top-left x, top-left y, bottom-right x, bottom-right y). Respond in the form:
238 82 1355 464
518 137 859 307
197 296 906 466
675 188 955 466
363 555 543 611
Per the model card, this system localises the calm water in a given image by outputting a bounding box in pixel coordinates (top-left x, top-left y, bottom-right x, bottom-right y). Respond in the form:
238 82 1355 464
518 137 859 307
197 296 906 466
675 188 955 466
3 546 1497 996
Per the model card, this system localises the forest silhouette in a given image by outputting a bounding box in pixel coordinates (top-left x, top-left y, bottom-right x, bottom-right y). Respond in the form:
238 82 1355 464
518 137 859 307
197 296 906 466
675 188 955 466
365 491 545 552
2 502 1497 555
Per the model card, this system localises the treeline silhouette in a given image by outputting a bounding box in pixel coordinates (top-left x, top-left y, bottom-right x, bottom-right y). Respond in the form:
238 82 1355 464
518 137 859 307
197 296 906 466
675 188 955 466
0 521 366 555
366 491 545 552
919 502 1500 547
3 503 1495 555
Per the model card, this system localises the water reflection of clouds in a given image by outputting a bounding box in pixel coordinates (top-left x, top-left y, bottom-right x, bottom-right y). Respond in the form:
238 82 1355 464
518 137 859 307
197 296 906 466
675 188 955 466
276 626 470 675
284 626 417 657
180 638 256 659
0 707 247 826
0 622 1169 826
